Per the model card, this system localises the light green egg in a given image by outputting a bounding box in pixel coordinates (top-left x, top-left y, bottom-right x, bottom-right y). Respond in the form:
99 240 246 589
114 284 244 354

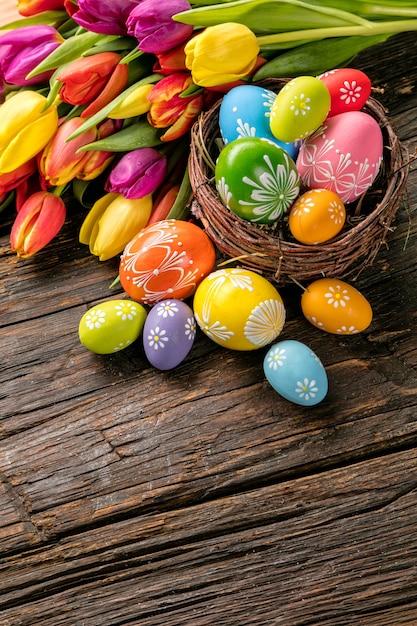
270 76 331 143
79 299 147 354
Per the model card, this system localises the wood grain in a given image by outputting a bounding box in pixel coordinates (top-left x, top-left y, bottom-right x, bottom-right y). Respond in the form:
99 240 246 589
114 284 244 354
1 1 22 26
0 27 417 626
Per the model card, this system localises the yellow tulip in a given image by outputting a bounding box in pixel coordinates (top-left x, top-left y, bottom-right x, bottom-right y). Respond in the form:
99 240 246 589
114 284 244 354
0 91 58 174
79 192 152 261
108 83 154 119
184 22 260 87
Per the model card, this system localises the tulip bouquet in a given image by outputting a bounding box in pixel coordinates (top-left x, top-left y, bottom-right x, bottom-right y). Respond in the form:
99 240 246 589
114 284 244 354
1 0 417 260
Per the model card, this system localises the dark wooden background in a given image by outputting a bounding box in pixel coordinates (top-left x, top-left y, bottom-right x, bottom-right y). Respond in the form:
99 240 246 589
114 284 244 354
1 30 417 626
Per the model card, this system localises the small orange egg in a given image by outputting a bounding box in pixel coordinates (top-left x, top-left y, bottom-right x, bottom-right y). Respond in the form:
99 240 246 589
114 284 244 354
301 277 372 335
288 189 346 244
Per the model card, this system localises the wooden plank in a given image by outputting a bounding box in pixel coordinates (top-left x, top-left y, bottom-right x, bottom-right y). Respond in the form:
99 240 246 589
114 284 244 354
0 447 416 624
1 22 417 626
0 2 21 27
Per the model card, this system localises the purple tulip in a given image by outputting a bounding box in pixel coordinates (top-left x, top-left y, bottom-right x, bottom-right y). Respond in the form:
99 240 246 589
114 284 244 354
72 0 141 35
126 0 194 54
0 25 63 86
105 148 167 199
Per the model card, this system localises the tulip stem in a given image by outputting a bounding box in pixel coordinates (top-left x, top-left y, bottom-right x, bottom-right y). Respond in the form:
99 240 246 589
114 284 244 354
52 184 68 198
256 19 417 45
120 47 144 65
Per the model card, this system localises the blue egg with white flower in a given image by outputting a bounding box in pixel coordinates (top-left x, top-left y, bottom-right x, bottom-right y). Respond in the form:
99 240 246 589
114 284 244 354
143 299 196 370
219 85 298 159
263 339 328 406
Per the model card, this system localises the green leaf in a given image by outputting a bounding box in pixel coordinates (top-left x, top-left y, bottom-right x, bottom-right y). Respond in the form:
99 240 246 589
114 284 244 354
173 0 371 34
0 10 68 30
77 119 163 152
167 166 192 220
254 33 390 78
26 32 117 79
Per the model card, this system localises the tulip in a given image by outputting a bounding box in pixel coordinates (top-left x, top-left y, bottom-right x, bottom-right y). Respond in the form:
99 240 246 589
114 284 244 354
0 160 37 196
153 41 188 75
39 117 117 187
76 119 117 181
184 23 260 87
17 0 67 16
81 63 130 118
72 0 141 36
0 91 58 175
107 83 153 119
147 73 204 141
10 191 66 258
39 117 96 187
0 26 64 87
56 52 128 107
105 147 167 199
126 0 194 54
79 192 152 260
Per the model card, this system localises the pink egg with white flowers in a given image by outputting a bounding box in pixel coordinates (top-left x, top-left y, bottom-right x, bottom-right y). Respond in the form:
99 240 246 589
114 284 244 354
318 68 372 117
296 110 383 204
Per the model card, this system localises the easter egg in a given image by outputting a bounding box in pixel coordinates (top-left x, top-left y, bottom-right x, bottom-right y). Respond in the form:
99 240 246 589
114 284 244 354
301 277 373 335
119 219 216 305
143 299 196 370
288 188 346 244
215 137 300 224
193 267 286 351
219 84 298 159
269 76 331 143
79 299 147 354
296 110 383 203
264 339 328 406
318 68 372 117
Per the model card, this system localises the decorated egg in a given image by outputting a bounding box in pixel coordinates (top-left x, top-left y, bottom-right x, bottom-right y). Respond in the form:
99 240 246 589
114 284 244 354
143 299 196 370
296 110 383 203
79 299 147 354
318 68 372 117
219 84 298 159
119 219 216 305
301 277 373 335
264 339 328 406
215 137 300 224
288 188 346 244
269 76 331 143
193 267 286 351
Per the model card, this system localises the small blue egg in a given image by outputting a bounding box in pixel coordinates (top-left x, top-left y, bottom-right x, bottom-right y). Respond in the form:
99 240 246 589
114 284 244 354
143 299 196 370
219 85 298 160
263 339 328 406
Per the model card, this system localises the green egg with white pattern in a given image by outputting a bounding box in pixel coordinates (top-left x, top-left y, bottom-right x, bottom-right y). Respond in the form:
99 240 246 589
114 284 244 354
215 136 300 224
270 76 331 143
79 299 147 354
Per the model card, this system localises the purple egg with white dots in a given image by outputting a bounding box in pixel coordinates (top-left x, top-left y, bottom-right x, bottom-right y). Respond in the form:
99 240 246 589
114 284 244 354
143 299 196 370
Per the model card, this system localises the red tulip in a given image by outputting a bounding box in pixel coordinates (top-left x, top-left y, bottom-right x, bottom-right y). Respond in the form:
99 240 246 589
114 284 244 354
57 52 126 107
10 191 66 258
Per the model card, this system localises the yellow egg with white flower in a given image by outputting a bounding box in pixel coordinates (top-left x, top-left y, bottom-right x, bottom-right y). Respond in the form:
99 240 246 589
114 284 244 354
193 268 286 351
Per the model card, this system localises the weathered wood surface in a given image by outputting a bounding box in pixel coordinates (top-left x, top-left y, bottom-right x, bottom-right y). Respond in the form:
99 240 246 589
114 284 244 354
1 24 417 626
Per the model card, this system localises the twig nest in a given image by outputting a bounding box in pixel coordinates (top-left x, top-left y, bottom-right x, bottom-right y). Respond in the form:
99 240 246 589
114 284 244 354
189 78 409 286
